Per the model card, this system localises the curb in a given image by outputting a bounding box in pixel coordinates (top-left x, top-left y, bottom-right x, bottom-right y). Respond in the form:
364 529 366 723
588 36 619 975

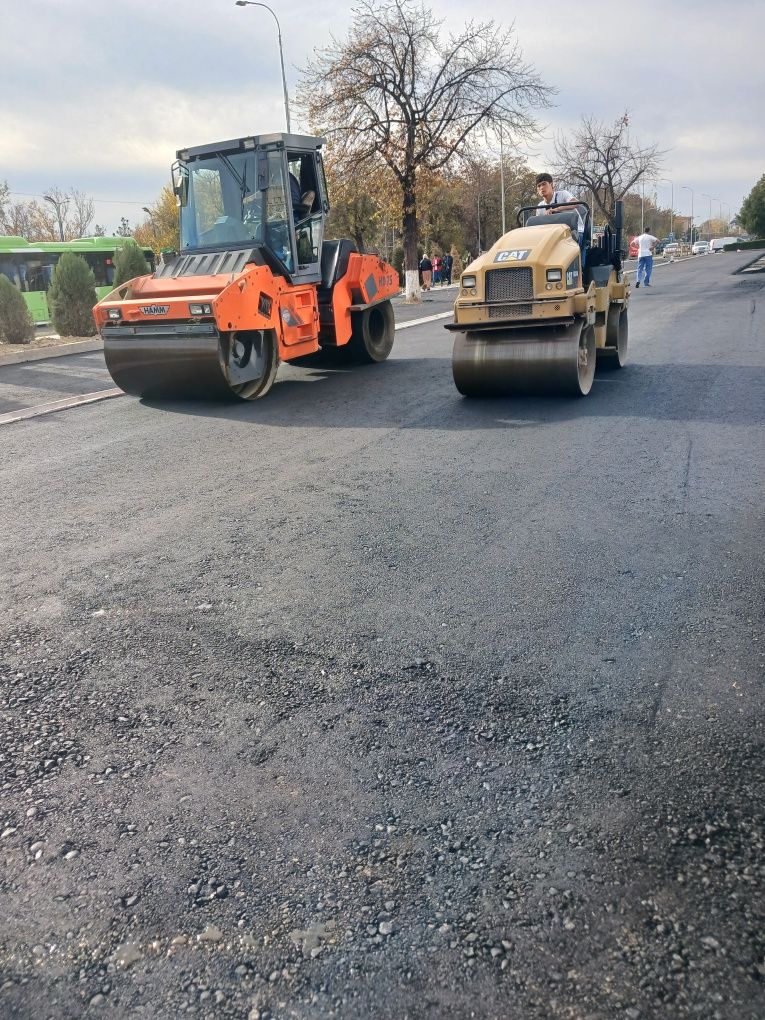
0 337 103 367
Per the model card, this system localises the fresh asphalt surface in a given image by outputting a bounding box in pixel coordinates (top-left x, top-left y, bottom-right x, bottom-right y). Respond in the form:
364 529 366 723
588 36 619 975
0 253 763 1019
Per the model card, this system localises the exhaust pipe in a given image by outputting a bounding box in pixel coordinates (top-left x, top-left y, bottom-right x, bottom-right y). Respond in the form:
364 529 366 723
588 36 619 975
614 199 624 273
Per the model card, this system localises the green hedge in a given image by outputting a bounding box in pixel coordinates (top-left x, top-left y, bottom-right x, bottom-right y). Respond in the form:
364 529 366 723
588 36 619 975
723 239 765 251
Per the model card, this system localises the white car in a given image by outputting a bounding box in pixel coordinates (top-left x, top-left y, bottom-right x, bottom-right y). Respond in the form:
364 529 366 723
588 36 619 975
663 242 680 258
692 241 709 255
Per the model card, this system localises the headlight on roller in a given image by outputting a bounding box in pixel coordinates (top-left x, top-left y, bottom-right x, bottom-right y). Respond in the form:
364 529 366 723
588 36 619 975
189 302 212 316
107 308 121 320
461 275 476 289
546 269 562 282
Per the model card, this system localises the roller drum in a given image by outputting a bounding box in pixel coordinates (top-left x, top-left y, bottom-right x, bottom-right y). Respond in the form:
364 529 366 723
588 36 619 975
102 325 278 401
452 320 596 398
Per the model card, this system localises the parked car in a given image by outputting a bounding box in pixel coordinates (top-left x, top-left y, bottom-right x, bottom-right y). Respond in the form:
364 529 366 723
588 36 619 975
628 237 639 258
663 242 680 257
692 240 709 255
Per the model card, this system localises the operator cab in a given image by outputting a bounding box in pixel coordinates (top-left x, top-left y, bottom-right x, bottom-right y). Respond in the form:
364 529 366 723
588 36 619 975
172 132 330 284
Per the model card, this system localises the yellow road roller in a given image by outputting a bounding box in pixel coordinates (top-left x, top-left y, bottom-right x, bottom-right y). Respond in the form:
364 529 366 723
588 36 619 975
446 200 629 397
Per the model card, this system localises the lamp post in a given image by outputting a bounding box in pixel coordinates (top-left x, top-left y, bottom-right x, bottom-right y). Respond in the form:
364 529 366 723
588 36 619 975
234 1 291 133
681 185 694 242
43 193 68 241
142 206 157 240
499 128 506 236
701 193 712 237
658 177 673 238
640 178 645 233
721 201 730 228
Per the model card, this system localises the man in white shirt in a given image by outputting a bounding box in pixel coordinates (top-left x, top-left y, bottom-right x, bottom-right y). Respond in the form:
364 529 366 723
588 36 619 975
535 173 585 235
633 229 658 288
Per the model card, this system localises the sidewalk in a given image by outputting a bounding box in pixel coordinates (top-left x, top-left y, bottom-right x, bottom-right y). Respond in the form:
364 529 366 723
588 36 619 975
0 335 102 367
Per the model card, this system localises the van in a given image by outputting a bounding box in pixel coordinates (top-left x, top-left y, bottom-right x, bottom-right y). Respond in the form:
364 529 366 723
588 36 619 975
709 237 739 253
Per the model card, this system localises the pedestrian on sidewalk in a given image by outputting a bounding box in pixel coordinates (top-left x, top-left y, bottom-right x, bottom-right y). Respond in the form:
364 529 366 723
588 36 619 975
634 229 658 288
442 252 453 285
419 253 433 291
432 254 441 286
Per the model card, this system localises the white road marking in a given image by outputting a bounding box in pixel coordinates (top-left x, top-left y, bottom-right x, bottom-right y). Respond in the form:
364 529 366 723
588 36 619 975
0 388 123 427
395 311 453 329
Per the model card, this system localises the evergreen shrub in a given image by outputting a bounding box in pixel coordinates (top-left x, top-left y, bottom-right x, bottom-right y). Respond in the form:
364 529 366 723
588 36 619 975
48 253 97 337
113 239 150 286
0 275 35 344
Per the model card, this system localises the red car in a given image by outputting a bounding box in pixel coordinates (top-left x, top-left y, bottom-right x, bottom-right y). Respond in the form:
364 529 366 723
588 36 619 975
627 237 639 259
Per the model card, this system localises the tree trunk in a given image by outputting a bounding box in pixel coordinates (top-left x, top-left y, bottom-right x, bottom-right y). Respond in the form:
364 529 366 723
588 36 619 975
402 179 420 303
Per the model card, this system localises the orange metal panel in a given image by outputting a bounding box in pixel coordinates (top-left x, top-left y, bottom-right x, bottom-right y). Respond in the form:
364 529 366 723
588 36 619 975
276 286 320 358
332 253 400 347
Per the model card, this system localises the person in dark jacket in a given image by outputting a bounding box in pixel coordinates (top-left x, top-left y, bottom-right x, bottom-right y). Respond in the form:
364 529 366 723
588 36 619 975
441 252 453 285
419 254 433 291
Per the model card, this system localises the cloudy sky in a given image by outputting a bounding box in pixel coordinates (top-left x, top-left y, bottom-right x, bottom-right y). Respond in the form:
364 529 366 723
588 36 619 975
1 0 763 232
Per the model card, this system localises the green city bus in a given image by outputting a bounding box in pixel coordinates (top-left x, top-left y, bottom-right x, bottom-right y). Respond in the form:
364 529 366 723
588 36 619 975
0 235 155 323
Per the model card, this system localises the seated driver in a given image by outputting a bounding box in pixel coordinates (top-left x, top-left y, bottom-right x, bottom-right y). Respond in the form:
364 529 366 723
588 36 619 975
535 173 584 235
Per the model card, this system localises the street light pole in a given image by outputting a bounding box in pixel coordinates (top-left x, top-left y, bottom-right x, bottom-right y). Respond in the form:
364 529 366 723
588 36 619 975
701 193 712 237
681 185 694 242
234 1 291 134
142 206 157 240
641 179 645 233
43 194 68 241
499 128 506 236
658 177 673 238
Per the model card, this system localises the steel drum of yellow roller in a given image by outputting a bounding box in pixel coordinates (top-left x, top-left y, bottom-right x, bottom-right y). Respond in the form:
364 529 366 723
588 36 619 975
451 320 596 398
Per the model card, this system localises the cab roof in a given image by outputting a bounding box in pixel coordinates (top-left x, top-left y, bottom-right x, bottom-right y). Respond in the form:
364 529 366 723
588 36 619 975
177 133 326 161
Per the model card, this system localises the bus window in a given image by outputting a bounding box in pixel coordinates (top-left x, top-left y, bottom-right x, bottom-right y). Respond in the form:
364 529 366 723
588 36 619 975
0 259 19 287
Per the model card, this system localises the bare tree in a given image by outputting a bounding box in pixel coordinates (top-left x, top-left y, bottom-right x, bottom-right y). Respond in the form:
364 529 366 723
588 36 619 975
69 189 95 238
553 111 664 228
300 0 549 299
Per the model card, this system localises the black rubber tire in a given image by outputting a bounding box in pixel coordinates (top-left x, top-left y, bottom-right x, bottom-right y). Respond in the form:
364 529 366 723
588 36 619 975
598 306 628 371
349 300 395 363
